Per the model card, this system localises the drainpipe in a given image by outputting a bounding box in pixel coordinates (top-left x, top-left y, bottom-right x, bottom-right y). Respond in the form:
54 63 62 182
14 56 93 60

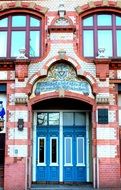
93 157 96 188
25 157 27 190
97 157 99 189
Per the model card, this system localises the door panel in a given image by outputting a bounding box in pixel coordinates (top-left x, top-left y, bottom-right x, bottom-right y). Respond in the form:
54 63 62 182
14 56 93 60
63 112 86 182
36 112 59 182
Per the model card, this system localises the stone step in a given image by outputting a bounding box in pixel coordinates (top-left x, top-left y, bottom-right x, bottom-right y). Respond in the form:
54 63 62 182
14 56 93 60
29 184 94 190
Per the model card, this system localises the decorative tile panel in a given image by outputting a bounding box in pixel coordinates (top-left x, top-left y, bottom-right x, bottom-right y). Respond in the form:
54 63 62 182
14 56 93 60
50 33 73 40
109 110 116 123
118 110 121 125
30 63 93 98
97 145 117 158
8 145 27 157
117 70 121 79
9 111 28 122
8 128 28 140
0 71 7 80
97 128 116 140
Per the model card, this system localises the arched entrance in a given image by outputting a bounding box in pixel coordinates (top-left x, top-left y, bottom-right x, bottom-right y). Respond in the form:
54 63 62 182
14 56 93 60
31 98 93 184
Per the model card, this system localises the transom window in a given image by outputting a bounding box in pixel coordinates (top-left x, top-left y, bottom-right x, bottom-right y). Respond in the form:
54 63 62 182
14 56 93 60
0 15 41 58
82 13 121 58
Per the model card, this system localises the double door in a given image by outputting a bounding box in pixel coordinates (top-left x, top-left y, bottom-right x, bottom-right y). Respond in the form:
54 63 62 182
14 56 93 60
36 111 88 182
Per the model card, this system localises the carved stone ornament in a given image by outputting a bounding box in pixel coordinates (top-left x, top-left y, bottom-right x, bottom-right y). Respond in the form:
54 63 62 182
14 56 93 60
55 18 70 26
96 93 109 104
15 94 28 104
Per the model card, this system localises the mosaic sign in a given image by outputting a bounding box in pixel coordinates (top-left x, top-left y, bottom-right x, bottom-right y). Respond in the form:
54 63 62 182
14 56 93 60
31 63 93 97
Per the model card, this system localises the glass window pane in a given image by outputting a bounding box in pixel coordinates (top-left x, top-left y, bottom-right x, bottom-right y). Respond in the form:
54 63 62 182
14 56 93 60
12 16 26 27
37 113 47 126
98 30 112 57
49 113 59 125
97 15 112 26
116 16 121 26
11 31 25 57
75 112 86 126
51 139 57 163
83 30 94 57
63 112 74 126
0 18 8 27
65 138 72 164
30 17 40 26
83 16 93 26
30 31 40 57
39 138 45 163
77 137 84 164
0 32 7 57
117 30 121 57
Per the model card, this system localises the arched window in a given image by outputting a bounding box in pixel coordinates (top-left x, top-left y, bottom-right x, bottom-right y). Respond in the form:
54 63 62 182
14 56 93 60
0 14 42 58
82 13 121 58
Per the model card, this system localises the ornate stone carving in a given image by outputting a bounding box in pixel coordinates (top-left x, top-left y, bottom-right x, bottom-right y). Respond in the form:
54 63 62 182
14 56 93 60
15 93 28 104
96 93 109 104
55 18 70 26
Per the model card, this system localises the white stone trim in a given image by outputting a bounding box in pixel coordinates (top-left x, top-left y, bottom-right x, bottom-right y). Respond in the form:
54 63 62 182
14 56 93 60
97 145 117 158
97 128 116 140
8 128 28 140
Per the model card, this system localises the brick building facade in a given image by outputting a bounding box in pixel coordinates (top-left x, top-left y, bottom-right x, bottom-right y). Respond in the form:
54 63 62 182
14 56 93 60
0 0 121 189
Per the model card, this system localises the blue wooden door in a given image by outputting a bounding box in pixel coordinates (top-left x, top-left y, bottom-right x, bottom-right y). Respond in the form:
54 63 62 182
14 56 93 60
36 111 87 182
36 112 59 182
63 112 86 182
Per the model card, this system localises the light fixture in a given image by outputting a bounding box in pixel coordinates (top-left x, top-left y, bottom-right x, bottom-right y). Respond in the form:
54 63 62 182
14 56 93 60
17 119 24 131
58 4 66 18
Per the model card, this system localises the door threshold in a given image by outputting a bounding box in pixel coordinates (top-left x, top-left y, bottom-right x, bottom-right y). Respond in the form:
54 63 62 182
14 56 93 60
30 183 93 190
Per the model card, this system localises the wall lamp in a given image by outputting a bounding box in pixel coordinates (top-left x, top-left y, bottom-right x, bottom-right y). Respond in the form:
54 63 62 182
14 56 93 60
58 4 66 18
17 119 24 131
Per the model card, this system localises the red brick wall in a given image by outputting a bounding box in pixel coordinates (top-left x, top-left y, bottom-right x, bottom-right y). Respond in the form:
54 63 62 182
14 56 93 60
99 159 121 188
4 161 26 190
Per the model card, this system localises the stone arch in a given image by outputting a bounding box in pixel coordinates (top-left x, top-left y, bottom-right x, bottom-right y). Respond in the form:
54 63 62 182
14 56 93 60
0 1 48 16
29 91 95 107
76 0 121 14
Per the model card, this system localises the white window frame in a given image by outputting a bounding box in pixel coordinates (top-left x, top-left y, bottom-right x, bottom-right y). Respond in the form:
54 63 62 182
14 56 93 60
64 137 73 166
50 137 58 166
37 137 46 166
76 137 85 166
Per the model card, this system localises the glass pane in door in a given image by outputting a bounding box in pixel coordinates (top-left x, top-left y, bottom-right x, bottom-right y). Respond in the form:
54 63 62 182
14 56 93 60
50 138 58 164
64 137 72 165
38 137 45 164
